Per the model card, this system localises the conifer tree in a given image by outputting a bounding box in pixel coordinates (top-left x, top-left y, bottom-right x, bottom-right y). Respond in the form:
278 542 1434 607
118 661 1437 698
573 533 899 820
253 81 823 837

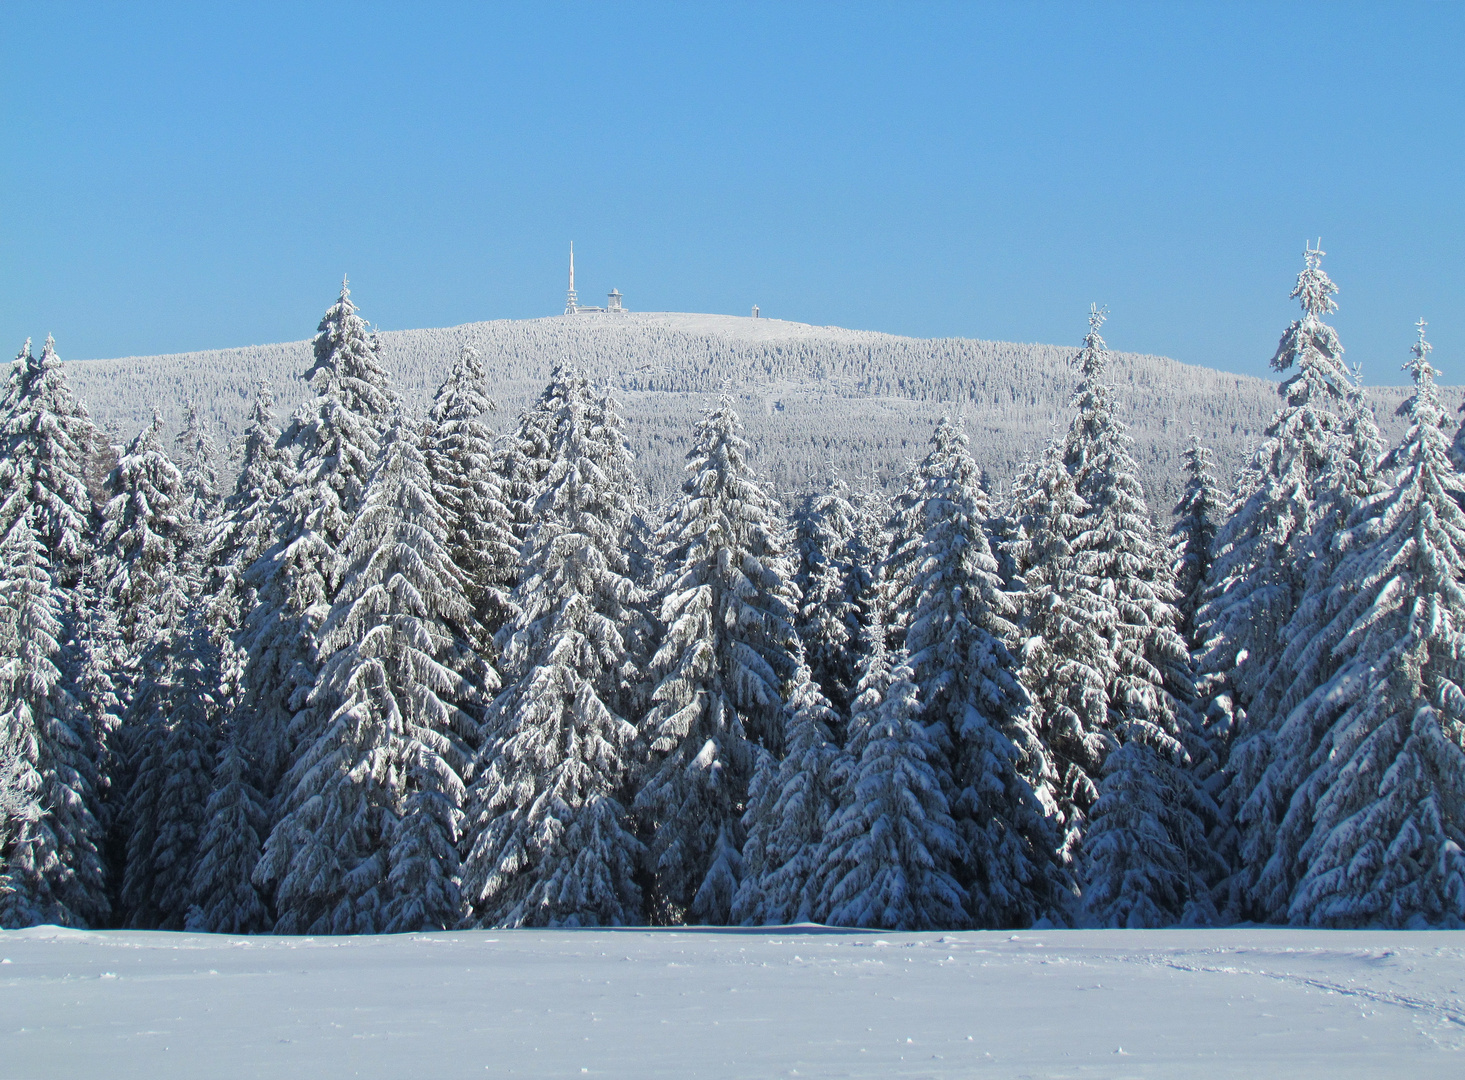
1010 443 1114 863
811 658 966 929
238 280 395 798
256 417 483 934
1198 246 1357 719
1171 434 1223 645
733 666 844 925
499 369 574 539
1200 246 1378 920
187 389 291 935
427 344 517 645
895 416 1068 927
461 371 647 927
1058 308 1218 925
1269 322 1465 926
174 401 221 538
0 336 104 590
635 395 802 924
118 616 218 929
208 385 293 635
793 475 863 715
0 516 108 928
186 717 271 933
99 411 190 661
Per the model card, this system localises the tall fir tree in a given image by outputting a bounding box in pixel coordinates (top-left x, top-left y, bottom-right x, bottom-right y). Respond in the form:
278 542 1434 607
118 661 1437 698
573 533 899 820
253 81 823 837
499 369 574 540
117 615 218 929
635 395 803 924
732 664 845 925
1200 246 1379 920
1057 307 1219 926
174 401 222 538
99 411 190 663
1009 442 1115 865
1171 433 1224 646
188 386 292 934
810 657 966 929
186 713 272 933
237 280 395 800
0 336 105 590
0 515 109 928
426 344 517 647
793 474 863 716
208 385 293 635
461 371 648 927
256 417 484 934
893 415 1069 927
1265 322 1465 926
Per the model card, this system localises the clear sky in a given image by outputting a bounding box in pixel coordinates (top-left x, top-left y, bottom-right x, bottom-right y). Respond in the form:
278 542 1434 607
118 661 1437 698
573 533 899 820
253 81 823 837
3 1 1461 382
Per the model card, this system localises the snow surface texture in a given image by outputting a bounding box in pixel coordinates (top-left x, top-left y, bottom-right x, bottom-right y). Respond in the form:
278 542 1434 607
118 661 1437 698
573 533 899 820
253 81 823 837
61 312 1454 505
0 926 1461 1078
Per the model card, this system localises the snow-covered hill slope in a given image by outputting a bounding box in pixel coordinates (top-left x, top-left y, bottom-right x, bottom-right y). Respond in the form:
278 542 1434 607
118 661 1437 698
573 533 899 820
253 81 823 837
1 925 1461 1078
64 311 1452 504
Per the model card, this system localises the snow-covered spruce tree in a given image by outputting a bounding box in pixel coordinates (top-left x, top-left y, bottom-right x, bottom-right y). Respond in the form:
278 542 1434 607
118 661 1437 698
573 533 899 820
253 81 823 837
174 402 221 537
186 387 291 935
499 367 576 540
1009 442 1114 865
1264 322 1465 926
635 395 803 925
1058 307 1219 926
461 370 648 928
732 664 845 925
801 534 902 924
0 515 108 928
99 411 190 662
426 344 517 647
256 416 484 934
204 382 296 738
117 615 218 929
811 657 966 929
893 415 1068 928
1171 433 1224 646
207 385 293 634
793 474 863 716
238 280 395 797
0 336 105 591
1198 246 1378 920
185 713 271 933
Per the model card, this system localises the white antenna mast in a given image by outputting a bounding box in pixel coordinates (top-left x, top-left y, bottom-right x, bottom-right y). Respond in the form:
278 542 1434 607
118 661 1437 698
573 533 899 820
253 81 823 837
564 242 579 315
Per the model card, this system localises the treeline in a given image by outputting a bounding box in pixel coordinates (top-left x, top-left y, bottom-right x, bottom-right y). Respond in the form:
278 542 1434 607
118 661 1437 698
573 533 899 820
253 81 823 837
2 249 1463 932
64 308 1391 510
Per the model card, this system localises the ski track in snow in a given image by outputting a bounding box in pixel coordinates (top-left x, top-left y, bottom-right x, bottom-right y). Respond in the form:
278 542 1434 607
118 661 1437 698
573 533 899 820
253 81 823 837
1 926 1461 1079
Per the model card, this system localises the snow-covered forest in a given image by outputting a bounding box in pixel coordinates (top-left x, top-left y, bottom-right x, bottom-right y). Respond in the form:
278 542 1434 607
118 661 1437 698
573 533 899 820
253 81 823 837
4 247 1464 932
66 307 1456 512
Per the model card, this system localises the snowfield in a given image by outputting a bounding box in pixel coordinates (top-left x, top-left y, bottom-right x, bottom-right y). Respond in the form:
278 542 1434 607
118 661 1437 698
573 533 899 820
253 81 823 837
1 926 1461 1079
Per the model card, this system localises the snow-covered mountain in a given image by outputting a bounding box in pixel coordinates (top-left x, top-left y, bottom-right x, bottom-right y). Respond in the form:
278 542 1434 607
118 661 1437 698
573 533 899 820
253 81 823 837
62 310 1451 505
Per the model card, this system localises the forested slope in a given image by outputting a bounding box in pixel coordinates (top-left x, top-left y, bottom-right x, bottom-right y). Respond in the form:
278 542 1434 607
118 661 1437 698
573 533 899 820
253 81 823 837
65 311 1441 505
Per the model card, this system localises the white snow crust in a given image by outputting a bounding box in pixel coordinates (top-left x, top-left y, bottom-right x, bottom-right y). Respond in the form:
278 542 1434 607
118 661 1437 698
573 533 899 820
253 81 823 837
1 926 1461 1078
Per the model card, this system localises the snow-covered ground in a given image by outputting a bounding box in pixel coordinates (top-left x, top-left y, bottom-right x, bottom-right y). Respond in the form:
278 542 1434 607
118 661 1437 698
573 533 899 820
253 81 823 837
1 926 1460 1078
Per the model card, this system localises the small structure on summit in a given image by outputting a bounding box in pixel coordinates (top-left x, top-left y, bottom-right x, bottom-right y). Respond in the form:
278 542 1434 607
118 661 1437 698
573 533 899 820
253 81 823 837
563 243 626 315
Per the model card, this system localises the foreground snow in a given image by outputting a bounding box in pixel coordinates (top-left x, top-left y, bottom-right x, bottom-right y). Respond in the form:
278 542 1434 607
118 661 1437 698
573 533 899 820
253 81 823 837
1 926 1461 1078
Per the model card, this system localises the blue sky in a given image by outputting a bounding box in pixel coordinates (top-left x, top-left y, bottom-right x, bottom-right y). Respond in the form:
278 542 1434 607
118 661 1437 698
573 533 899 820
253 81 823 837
2 2 1461 382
